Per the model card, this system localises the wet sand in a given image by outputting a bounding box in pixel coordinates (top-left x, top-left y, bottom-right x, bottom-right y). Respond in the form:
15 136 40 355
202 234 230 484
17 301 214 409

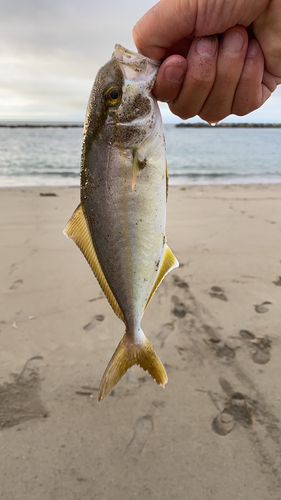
1 184 281 499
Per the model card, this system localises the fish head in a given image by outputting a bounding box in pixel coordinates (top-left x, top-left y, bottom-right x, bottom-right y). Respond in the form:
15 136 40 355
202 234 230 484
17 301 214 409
83 45 161 150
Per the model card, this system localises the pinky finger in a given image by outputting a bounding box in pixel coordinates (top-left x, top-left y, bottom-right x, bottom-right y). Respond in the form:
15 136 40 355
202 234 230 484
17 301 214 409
232 39 270 116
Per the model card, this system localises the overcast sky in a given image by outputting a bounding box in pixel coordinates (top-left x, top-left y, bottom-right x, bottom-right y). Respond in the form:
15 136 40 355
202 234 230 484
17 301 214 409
1 0 280 123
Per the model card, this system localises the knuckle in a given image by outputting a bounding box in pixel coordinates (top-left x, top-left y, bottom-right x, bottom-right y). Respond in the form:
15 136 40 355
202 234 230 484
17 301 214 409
188 71 214 89
232 100 259 116
199 102 230 123
169 103 193 120
199 110 227 123
232 89 263 116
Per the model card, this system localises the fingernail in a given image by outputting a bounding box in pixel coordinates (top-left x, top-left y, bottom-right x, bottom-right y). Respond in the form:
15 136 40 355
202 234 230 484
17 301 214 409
222 31 244 52
195 37 217 57
247 40 260 57
164 66 184 82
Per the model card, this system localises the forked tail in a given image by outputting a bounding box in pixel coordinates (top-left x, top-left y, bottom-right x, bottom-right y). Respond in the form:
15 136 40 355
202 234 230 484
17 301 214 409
99 333 168 402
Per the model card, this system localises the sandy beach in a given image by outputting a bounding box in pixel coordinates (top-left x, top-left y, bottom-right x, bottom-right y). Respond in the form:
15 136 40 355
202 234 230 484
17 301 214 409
1 183 281 500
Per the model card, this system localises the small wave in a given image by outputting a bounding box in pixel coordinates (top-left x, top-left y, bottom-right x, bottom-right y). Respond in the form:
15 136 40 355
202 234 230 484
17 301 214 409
0 170 79 178
169 171 281 179
168 174 281 186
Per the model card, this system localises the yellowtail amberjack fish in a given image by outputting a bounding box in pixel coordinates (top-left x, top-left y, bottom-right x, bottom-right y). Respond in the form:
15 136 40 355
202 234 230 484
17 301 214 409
64 45 178 402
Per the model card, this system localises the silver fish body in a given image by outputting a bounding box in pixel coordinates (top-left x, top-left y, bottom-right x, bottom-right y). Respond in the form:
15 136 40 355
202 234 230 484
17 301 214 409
64 45 178 401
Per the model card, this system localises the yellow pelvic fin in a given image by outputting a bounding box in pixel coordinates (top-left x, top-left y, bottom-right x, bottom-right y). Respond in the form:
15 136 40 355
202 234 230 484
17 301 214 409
145 244 179 312
64 204 125 322
99 333 168 402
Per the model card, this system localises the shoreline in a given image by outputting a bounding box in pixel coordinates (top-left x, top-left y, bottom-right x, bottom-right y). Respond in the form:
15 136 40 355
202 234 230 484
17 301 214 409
1 179 281 190
1 122 281 128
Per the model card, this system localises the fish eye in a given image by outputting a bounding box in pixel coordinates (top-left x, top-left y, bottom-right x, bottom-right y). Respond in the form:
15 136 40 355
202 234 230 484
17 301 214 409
105 86 122 105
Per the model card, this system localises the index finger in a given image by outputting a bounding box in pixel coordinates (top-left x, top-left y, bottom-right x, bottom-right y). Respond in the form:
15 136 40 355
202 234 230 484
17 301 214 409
133 0 196 60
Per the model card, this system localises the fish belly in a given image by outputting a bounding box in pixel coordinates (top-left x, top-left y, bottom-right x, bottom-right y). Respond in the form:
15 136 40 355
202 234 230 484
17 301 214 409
83 131 166 332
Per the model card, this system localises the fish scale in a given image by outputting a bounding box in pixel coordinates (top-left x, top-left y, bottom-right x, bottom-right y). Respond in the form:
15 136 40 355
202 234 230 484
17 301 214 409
64 45 178 402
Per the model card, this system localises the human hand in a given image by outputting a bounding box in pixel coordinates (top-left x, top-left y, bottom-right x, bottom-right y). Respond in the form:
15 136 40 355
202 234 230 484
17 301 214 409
133 0 281 123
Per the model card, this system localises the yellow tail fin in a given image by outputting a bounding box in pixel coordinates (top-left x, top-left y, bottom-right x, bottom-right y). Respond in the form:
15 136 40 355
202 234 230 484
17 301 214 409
99 333 167 402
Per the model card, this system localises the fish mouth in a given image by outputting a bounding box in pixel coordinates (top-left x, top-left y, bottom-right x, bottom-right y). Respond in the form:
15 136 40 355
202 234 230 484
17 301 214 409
113 44 160 84
113 44 161 69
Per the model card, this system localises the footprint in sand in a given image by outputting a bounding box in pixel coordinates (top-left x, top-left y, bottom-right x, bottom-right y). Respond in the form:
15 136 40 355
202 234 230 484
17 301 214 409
172 275 189 290
0 357 46 430
206 338 236 359
252 349 271 364
254 301 272 314
127 415 154 456
171 295 187 318
9 279 23 290
213 378 255 436
213 394 254 435
239 330 271 364
204 334 236 360
83 315 104 331
202 324 221 343
212 411 234 436
273 277 281 287
252 335 271 365
209 286 228 301
239 329 255 340
264 219 276 224
216 343 236 359
156 322 174 347
226 393 254 429
202 325 236 360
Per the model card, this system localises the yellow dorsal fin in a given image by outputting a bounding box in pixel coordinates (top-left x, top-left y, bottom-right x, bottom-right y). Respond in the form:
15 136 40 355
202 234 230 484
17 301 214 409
64 204 125 322
144 244 179 313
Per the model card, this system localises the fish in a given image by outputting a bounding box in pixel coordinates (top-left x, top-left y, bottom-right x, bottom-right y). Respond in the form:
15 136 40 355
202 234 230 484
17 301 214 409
64 45 178 402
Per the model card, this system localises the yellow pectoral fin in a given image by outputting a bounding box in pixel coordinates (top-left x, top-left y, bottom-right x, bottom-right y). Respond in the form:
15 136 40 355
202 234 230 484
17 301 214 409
144 244 179 312
64 204 125 322
132 155 138 190
99 333 168 402
132 150 147 190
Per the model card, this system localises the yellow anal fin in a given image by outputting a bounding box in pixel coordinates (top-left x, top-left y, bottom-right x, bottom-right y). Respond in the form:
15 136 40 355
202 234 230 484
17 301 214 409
144 244 179 312
64 204 125 322
99 333 167 402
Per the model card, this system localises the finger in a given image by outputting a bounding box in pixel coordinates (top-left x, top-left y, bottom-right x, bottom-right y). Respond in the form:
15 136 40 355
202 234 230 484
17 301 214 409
232 40 271 115
199 26 248 123
262 69 278 93
133 0 265 61
133 0 195 60
167 36 218 120
152 55 187 102
253 0 281 84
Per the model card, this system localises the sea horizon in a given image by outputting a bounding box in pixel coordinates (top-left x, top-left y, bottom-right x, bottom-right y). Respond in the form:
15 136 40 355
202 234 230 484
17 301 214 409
1 122 281 187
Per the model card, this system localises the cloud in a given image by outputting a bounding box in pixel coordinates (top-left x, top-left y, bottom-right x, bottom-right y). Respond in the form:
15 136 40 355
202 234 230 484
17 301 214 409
0 0 156 120
1 0 146 73
1 0 281 122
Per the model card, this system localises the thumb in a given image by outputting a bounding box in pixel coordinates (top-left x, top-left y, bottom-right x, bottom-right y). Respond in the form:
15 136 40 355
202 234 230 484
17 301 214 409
133 0 196 60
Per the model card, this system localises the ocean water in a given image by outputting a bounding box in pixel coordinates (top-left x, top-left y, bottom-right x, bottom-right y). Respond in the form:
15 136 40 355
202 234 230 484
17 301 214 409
0 123 280 187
